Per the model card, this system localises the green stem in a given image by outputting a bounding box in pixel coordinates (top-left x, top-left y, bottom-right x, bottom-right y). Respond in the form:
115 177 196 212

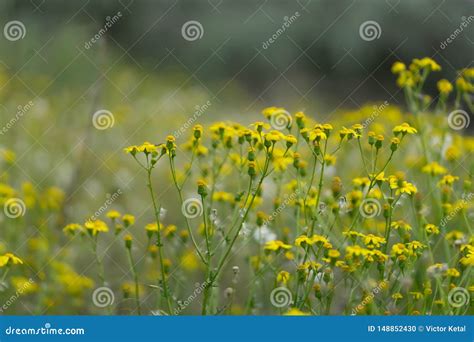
126 247 141 315
206 152 272 304
147 169 173 314
169 156 207 264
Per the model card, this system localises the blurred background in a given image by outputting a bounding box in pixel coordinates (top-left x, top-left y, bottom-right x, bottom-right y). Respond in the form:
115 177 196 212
0 0 472 313
1 0 472 112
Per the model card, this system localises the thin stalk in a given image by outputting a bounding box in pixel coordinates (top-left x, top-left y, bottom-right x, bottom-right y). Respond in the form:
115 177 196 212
204 151 272 311
146 169 173 314
126 247 141 315
168 156 207 264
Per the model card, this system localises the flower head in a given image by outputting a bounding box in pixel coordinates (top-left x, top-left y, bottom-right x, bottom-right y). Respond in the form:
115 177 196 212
393 122 417 136
264 240 292 252
0 253 23 267
422 162 447 176
84 219 109 236
437 79 453 95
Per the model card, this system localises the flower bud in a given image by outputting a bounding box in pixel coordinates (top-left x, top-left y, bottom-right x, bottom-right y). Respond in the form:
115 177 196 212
375 135 384 149
295 112 305 129
193 125 203 140
390 137 400 152
166 135 176 150
248 161 256 177
247 148 256 161
197 179 208 197
124 234 133 249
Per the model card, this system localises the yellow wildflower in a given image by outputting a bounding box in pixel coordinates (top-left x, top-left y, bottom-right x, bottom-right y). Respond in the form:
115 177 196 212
84 220 109 236
437 79 453 95
0 253 23 267
363 234 386 249
437 174 459 187
444 268 460 277
284 308 309 316
106 210 121 219
63 223 83 235
277 271 290 284
391 62 406 74
393 122 417 135
424 223 440 235
422 162 447 176
122 214 135 226
264 240 292 252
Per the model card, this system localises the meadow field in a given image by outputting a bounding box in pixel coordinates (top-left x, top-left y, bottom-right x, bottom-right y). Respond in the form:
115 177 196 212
0 1 472 316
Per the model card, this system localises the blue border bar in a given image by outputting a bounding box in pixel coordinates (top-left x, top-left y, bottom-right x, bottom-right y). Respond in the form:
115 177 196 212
0 316 472 341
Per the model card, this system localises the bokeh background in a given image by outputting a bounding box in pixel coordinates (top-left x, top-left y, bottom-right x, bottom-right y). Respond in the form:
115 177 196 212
0 0 472 314
1 0 472 213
